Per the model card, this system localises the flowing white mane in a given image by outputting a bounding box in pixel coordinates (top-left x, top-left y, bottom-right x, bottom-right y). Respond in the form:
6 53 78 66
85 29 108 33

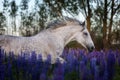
46 17 85 30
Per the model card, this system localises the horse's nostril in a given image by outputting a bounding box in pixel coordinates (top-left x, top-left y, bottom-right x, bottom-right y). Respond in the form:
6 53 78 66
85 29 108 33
91 46 94 50
87 46 94 52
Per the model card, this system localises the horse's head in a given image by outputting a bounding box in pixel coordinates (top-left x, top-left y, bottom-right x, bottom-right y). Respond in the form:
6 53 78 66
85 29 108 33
74 21 95 52
46 17 95 52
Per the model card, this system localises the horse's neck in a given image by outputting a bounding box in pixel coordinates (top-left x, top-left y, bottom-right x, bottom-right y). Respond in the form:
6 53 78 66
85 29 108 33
34 28 77 55
53 26 77 46
35 27 77 46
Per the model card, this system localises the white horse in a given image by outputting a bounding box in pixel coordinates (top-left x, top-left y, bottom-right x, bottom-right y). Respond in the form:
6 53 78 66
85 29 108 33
0 17 94 63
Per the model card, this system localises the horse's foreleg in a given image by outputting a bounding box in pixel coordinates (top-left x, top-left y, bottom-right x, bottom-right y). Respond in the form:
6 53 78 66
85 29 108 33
51 56 66 64
58 57 66 63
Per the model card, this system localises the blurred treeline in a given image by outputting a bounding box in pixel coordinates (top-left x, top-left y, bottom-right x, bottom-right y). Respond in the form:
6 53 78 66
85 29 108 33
0 0 120 50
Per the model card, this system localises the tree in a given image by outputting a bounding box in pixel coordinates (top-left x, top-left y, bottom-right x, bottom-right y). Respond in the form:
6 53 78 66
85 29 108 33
19 12 35 36
92 0 120 48
43 0 93 32
38 3 48 30
102 0 108 48
33 0 47 31
0 12 6 35
81 0 92 32
108 0 120 46
19 0 30 36
9 0 18 35
3 0 9 14
102 0 120 48
2 0 9 34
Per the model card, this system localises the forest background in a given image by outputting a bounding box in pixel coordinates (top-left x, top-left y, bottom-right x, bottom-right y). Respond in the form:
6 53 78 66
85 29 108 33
0 0 120 50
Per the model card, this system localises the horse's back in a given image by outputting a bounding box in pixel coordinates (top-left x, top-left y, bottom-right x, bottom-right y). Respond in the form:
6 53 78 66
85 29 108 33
0 35 21 49
0 35 41 53
0 35 7 46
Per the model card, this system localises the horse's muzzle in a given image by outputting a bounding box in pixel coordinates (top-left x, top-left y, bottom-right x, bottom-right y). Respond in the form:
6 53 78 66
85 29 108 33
87 46 95 52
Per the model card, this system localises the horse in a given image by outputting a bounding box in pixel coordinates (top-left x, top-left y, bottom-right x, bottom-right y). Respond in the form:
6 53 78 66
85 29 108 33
0 17 95 63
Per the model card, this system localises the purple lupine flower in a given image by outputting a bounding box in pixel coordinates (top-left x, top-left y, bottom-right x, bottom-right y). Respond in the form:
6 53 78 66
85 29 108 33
0 48 5 80
0 48 4 65
118 56 120 66
90 53 104 80
96 51 106 76
31 51 37 63
62 48 69 58
99 58 106 80
94 65 100 80
90 57 97 75
43 55 52 72
67 49 75 62
15 52 30 80
65 51 75 72
53 60 64 80
0 64 5 80
106 51 115 80
0 46 4 54
103 63 108 80
29 51 42 80
74 57 79 72
115 50 119 58
15 55 20 80
29 52 37 79
39 72 46 80
81 55 88 65
6 59 13 80
38 54 42 62
0 48 118 80
117 51 120 66
9 51 14 58
78 49 86 60
39 55 51 80
79 60 90 80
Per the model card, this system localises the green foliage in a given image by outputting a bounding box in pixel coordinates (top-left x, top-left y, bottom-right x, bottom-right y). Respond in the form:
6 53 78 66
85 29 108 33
0 12 6 28
0 12 6 34
20 0 29 10
38 4 48 29
0 0 120 48
9 0 18 17
3 0 9 12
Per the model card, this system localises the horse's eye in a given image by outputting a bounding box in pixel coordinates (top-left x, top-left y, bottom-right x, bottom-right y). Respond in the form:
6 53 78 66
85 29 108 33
83 32 88 36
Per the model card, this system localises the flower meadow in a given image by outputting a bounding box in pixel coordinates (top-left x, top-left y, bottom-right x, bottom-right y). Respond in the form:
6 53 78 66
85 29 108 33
0 48 120 80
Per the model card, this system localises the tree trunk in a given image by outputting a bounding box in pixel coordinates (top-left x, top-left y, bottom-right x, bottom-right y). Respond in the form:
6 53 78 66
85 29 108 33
12 17 14 35
103 0 108 49
86 16 91 32
108 0 114 46
86 0 91 32
14 16 16 34
81 0 91 32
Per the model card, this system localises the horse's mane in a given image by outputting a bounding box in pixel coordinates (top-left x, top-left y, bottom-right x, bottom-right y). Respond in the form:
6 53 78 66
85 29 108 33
46 17 84 29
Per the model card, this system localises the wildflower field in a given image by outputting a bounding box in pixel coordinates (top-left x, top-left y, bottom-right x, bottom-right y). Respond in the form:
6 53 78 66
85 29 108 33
0 48 120 80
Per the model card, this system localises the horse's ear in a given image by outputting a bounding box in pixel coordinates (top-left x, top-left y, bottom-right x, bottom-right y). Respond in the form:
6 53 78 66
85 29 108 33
81 21 85 26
